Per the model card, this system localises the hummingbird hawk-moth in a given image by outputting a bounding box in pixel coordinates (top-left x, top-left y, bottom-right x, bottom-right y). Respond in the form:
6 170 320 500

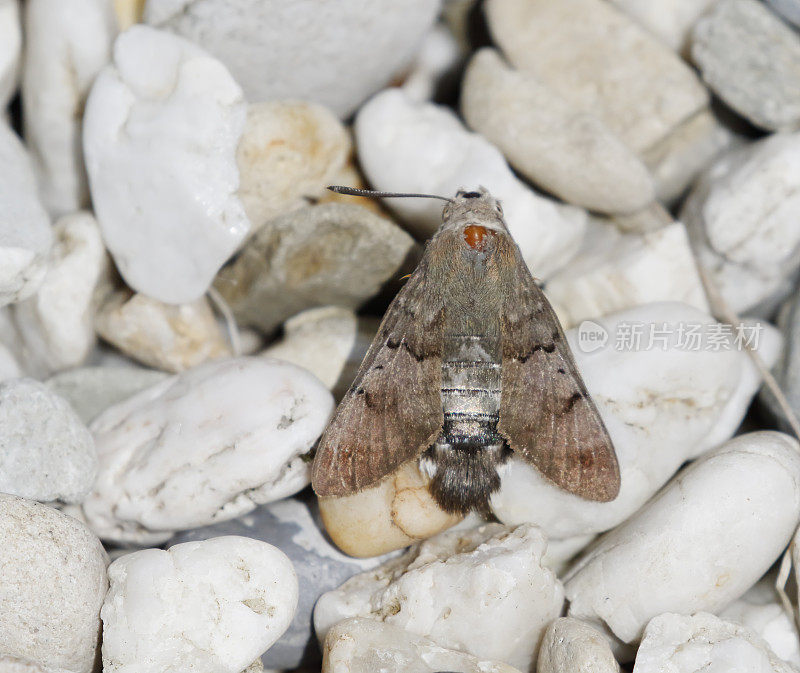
311 186 620 514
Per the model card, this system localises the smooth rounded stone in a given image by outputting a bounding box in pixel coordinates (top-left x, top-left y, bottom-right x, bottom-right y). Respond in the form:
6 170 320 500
719 576 800 667
462 48 654 214
144 0 440 117
642 109 736 205
46 366 169 424
633 612 797 673
0 494 108 673
261 306 358 392
491 302 782 540
168 495 394 669
101 536 298 673
0 124 52 308
82 357 334 543
0 0 20 107
0 378 97 503
564 431 800 650
401 23 463 104
681 133 800 314
237 101 350 230
692 0 800 132
83 25 250 304
537 618 620 673
609 0 720 53
485 0 708 154
355 88 587 278
215 203 416 334
318 461 462 558
95 290 231 373
22 0 116 217
13 212 108 373
767 0 800 27
314 523 564 671
544 220 708 329
322 618 524 673
760 292 800 434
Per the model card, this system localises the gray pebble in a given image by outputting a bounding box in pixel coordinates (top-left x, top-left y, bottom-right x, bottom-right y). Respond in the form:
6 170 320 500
759 289 800 432
766 0 800 28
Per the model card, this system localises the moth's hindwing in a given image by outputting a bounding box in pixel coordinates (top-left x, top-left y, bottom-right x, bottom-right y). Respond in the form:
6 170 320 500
311 262 445 497
495 237 621 502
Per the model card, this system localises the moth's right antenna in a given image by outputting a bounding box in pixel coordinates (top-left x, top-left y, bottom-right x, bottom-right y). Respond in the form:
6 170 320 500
328 186 453 202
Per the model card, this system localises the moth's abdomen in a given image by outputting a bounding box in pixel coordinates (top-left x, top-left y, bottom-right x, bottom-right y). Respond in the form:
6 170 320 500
424 333 507 513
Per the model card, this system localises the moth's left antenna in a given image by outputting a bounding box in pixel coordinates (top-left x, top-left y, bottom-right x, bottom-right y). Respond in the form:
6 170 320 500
327 186 453 202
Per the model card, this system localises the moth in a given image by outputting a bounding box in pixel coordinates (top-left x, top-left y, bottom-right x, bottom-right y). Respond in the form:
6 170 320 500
312 186 620 514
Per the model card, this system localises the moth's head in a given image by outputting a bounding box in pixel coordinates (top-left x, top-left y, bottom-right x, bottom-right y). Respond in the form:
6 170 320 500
441 187 507 252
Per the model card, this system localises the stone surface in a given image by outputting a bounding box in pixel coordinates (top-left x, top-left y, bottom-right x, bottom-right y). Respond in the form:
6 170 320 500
681 133 800 314
486 0 708 153
719 576 800 668
537 618 621 673
642 108 735 205
767 0 800 27
0 123 52 307
215 202 415 334
46 366 169 424
565 432 800 649
544 220 708 329
237 101 350 231
462 48 654 214
0 378 96 503
760 291 800 434
13 212 108 373
101 536 298 673
314 523 564 671
22 0 116 216
355 88 586 277
633 612 797 673
609 0 720 53
322 618 524 673
319 461 462 558
401 23 463 103
82 357 334 543
83 25 249 304
0 657 53 673
261 306 358 393
144 0 441 117
112 0 145 30
692 0 800 132
0 0 20 107
0 494 108 673
95 290 230 373
491 302 782 540
168 495 392 669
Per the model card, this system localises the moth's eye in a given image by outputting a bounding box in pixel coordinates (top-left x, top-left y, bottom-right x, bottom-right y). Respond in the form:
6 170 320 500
496 203 503 215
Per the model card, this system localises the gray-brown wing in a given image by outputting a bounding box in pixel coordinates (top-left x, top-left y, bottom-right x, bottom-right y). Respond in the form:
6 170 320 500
311 267 445 497
496 239 620 502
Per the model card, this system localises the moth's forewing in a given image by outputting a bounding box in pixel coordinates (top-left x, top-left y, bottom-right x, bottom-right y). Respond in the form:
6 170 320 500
311 256 446 497
495 235 621 502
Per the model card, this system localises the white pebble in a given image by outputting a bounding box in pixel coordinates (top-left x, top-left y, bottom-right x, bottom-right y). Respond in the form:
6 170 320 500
144 0 441 117
492 302 782 540
0 0 20 107
13 212 108 373
101 536 298 673
0 378 97 503
83 25 250 304
565 431 800 648
22 0 116 216
355 88 586 278
0 494 108 673
0 123 51 307
633 612 797 673
545 220 708 329
323 618 524 673
314 523 564 671
682 133 800 313
537 618 621 673
82 357 333 543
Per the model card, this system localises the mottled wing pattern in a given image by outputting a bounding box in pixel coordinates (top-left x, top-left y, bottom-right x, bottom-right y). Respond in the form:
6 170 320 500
496 238 620 501
312 266 445 497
